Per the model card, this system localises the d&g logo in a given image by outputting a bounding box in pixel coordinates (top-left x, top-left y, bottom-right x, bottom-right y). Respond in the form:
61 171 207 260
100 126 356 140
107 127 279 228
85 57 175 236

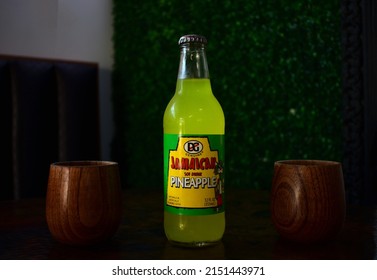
184 140 203 154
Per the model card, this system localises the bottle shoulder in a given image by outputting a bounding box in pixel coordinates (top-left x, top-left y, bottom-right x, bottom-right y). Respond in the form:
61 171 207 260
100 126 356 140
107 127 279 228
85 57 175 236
164 93 224 118
163 78 224 134
163 94 224 134
166 78 223 110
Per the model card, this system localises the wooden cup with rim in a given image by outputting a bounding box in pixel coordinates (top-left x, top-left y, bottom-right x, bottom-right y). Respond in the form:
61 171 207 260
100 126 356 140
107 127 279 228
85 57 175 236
46 161 122 246
271 160 346 243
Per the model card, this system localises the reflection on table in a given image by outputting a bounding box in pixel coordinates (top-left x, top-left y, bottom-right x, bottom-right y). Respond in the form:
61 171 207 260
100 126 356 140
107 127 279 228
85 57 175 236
0 189 376 259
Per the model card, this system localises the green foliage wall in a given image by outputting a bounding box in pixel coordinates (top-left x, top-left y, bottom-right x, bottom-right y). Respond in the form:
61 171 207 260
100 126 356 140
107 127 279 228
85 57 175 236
112 0 342 189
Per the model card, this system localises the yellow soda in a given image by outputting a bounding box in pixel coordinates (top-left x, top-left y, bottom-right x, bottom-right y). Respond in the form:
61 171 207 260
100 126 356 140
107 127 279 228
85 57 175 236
163 35 225 247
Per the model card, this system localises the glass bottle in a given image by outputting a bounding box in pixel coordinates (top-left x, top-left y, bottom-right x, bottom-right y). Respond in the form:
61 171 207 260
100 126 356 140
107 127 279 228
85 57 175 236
163 34 225 247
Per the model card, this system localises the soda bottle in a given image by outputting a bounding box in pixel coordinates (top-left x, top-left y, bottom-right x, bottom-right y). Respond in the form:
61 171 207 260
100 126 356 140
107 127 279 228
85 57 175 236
163 34 225 247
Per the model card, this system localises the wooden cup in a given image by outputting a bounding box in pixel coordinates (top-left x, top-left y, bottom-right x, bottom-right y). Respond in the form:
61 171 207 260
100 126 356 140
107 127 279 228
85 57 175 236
46 161 122 246
271 160 346 243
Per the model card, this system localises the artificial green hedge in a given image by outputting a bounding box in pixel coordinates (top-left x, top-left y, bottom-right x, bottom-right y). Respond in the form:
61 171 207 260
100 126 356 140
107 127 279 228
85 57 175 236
112 0 342 189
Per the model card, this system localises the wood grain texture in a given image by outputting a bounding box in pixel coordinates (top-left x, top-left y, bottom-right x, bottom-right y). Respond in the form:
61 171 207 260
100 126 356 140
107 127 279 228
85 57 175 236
271 160 346 243
46 161 122 246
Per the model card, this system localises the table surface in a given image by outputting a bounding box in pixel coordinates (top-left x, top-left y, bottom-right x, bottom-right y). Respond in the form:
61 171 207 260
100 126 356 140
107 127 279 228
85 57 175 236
0 188 376 260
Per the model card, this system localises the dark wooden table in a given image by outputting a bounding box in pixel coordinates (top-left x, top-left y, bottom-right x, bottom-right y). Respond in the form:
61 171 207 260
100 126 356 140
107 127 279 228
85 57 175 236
0 188 376 260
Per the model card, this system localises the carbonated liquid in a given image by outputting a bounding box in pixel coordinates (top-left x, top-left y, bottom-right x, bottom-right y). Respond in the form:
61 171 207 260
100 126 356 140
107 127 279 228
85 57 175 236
163 78 225 246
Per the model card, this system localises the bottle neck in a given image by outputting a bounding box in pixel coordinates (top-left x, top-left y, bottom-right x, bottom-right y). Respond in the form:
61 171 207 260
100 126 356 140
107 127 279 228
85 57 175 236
177 43 209 79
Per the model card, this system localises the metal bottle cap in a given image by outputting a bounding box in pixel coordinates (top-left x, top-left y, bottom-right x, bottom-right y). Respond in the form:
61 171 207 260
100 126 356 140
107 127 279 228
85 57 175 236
178 34 207 45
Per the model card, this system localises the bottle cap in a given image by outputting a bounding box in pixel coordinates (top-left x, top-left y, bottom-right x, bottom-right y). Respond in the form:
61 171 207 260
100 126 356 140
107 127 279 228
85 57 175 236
178 34 207 45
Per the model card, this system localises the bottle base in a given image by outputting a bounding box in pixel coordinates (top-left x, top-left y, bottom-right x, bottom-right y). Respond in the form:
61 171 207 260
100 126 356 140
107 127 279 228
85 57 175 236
168 239 221 248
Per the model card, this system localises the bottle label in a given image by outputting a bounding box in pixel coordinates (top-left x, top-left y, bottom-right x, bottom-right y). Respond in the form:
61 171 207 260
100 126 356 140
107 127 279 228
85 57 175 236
164 134 225 215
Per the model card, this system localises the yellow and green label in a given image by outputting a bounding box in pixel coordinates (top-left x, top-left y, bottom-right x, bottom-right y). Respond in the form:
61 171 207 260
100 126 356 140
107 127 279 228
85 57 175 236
164 134 225 215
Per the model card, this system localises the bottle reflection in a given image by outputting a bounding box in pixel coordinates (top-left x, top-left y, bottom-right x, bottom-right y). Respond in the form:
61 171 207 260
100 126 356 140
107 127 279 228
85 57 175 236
162 241 225 260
